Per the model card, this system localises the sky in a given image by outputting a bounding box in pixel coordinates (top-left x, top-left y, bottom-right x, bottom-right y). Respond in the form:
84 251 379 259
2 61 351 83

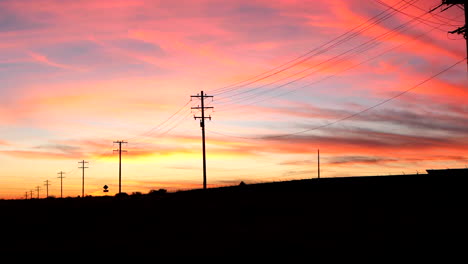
0 0 466 199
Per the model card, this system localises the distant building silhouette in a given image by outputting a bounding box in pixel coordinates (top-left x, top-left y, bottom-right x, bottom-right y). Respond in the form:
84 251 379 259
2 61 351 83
426 168 468 176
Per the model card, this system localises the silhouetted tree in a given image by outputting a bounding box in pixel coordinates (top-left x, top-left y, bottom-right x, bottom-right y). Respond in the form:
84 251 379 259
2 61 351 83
148 189 167 196
115 192 129 198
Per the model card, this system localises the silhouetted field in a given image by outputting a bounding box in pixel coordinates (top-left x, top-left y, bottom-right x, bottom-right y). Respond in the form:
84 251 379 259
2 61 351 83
1 173 466 256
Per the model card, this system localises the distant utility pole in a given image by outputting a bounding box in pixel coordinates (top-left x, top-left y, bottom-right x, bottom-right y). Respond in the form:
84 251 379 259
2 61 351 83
25 191 28 200
191 90 214 190
113 141 127 194
30 190 33 199
57 171 66 198
44 180 51 198
433 0 467 70
317 149 320 179
35 186 41 199
78 160 89 198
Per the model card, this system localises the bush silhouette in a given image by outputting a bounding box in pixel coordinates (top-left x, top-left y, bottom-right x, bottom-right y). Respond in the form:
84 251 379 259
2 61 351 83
115 192 129 198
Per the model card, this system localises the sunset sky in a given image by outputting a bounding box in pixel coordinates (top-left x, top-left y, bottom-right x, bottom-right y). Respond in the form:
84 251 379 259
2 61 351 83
0 0 466 199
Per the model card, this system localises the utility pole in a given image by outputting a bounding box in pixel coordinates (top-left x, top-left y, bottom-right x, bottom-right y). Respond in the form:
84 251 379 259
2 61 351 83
44 180 51 198
30 190 33 199
78 160 89 198
113 141 127 194
25 191 28 200
317 149 320 179
57 171 65 198
434 0 467 70
35 186 41 199
191 90 214 190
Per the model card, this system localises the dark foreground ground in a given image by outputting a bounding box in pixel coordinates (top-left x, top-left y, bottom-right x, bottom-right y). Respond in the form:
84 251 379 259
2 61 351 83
1 173 466 257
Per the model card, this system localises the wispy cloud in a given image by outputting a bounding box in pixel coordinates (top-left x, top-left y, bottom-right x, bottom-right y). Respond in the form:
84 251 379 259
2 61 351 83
327 155 397 165
27 51 85 71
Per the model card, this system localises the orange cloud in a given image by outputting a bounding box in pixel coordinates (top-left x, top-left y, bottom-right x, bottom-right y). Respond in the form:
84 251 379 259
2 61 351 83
0 140 11 146
0 150 79 160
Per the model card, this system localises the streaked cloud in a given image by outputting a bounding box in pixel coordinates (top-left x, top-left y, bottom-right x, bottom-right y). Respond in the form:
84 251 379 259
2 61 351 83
0 0 465 199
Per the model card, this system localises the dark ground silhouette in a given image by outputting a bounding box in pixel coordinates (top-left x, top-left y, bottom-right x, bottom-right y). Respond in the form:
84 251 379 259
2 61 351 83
1 172 466 257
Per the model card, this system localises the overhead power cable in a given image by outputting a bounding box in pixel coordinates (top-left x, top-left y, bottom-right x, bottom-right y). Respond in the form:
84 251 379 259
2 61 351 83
214 4 432 111
208 57 466 139
208 0 412 97
212 0 418 105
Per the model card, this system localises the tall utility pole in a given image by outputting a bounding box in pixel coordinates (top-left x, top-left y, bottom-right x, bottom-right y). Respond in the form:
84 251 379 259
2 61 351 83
30 190 33 199
191 90 214 190
44 180 51 198
25 191 28 200
317 149 320 179
57 171 65 198
113 141 127 194
434 0 467 70
78 160 89 198
35 186 41 199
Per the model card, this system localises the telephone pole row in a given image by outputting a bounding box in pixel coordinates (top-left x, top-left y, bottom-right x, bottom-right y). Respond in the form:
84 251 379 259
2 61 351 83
191 90 214 190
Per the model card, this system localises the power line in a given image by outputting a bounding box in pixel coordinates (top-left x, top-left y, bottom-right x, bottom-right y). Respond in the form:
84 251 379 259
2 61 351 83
214 16 448 114
438 0 467 71
125 100 192 141
214 9 434 111
401 0 464 25
374 0 461 29
208 57 466 139
213 1 427 109
209 0 412 97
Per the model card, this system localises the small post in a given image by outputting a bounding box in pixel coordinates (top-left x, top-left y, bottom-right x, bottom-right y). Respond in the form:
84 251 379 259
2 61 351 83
317 149 320 179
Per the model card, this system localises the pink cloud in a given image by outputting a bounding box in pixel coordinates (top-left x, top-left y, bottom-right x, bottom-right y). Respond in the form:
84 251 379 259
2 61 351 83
27 51 84 71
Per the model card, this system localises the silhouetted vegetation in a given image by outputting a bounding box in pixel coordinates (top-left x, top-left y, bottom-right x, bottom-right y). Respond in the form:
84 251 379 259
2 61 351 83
1 172 466 256
148 188 167 195
115 192 129 198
